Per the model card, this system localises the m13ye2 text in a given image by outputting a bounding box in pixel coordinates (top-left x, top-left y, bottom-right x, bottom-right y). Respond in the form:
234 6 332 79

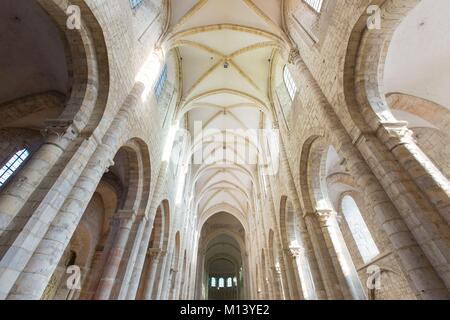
180 304 270 317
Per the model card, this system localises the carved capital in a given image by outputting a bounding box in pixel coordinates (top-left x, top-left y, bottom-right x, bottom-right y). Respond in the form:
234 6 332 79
271 266 282 275
147 247 162 258
41 119 77 142
377 121 414 150
159 250 168 258
115 209 138 222
288 47 300 64
316 208 334 225
288 246 304 258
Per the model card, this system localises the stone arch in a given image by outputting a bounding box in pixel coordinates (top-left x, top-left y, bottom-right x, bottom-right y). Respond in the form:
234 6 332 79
386 93 450 133
279 195 301 248
300 134 333 212
196 211 248 300
0 0 109 196
343 0 421 131
42 192 106 300
108 138 152 217
39 0 109 132
63 138 151 300
0 0 109 134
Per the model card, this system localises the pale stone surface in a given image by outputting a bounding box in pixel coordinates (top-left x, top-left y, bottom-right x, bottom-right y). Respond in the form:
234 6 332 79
0 0 449 300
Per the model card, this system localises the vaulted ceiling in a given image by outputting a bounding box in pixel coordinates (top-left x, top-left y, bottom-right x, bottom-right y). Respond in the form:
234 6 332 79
163 0 289 225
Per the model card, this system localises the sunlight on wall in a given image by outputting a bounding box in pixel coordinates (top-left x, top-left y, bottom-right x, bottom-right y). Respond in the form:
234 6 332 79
341 196 379 263
135 50 163 102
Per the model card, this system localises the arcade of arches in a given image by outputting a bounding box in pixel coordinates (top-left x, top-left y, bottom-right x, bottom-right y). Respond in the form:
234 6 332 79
0 0 449 300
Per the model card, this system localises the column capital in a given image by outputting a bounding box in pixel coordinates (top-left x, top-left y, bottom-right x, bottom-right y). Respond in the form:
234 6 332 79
315 208 335 224
271 266 282 275
115 209 138 221
146 247 162 258
159 250 168 258
41 119 77 141
287 246 304 258
377 121 414 150
288 47 301 64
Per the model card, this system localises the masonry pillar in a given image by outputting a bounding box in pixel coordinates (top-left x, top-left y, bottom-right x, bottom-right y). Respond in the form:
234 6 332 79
1 81 144 300
289 48 450 299
270 266 284 299
0 123 78 236
116 215 147 300
168 268 179 300
150 250 167 299
94 210 137 300
276 121 326 299
141 248 162 299
158 249 173 299
286 247 312 300
303 212 344 299
317 209 366 300
376 122 450 224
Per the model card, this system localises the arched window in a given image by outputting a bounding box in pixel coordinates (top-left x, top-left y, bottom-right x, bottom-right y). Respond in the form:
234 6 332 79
0 149 30 187
227 277 233 288
233 276 237 286
154 64 168 100
304 0 324 13
130 0 143 9
283 66 297 100
218 278 225 288
210 277 217 288
341 195 380 263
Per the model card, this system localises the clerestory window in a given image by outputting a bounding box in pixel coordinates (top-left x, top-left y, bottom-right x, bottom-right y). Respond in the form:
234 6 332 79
0 149 30 187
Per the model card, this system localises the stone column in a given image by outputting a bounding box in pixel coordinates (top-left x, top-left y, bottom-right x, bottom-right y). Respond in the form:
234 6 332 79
194 251 205 300
303 212 343 299
116 214 147 300
317 209 365 300
78 245 105 299
140 248 161 299
270 266 284 300
1 84 143 300
157 249 173 299
168 268 179 300
149 250 167 299
0 122 78 236
377 122 450 224
276 122 325 299
289 48 450 299
2 139 115 300
94 210 137 300
280 248 301 300
287 247 313 300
